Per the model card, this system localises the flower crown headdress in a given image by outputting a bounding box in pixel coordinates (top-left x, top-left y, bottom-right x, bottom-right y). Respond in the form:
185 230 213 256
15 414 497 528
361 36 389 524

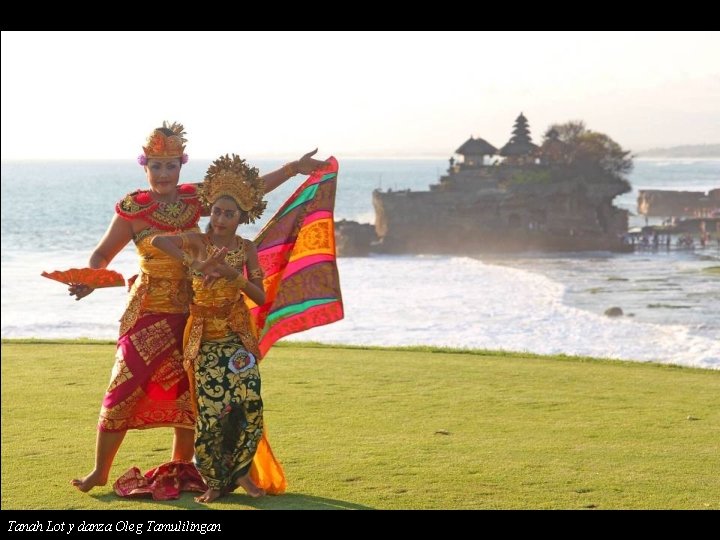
138 121 189 165
204 154 267 224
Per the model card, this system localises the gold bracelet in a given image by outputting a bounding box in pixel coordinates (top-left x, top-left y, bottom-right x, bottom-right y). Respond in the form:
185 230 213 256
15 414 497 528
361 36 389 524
182 252 195 268
282 161 299 179
249 267 264 280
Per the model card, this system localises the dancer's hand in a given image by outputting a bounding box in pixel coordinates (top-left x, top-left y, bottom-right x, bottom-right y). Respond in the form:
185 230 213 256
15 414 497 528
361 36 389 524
194 247 227 275
202 270 221 288
69 283 95 301
296 149 330 175
201 262 237 288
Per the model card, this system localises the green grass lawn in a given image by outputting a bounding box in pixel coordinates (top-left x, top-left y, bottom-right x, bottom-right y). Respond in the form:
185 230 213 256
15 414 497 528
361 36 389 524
2 340 718 510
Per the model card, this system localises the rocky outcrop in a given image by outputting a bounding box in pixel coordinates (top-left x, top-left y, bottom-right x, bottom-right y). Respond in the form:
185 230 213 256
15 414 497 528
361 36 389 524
604 307 624 317
334 220 378 257
372 165 631 254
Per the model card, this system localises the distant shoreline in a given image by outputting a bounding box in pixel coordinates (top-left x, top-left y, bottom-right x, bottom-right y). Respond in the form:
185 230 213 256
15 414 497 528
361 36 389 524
637 144 720 158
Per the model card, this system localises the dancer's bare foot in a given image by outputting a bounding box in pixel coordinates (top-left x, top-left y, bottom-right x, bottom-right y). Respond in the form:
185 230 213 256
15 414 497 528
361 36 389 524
195 488 224 503
71 470 108 492
236 474 266 498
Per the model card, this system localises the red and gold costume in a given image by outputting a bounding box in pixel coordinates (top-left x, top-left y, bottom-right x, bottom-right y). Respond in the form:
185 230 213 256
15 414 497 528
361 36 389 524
98 123 203 433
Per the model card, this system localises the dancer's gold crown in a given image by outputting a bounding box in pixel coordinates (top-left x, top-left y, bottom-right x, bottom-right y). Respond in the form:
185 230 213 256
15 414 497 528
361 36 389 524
204 154 266 223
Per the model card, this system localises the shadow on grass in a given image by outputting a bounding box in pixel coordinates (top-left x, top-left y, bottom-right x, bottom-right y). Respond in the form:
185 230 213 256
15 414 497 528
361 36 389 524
89 491 373 510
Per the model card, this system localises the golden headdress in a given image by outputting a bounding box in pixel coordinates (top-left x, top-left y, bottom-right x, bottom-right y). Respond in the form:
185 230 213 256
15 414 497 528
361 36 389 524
204 154 267 224
142 121 187 160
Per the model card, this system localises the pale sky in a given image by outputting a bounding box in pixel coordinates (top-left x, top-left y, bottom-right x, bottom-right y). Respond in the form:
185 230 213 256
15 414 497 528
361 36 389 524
2 31 719 160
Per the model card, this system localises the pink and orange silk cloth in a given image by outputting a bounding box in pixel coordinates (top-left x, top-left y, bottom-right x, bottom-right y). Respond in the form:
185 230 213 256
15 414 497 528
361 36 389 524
246 157 343 495
250 156 344 356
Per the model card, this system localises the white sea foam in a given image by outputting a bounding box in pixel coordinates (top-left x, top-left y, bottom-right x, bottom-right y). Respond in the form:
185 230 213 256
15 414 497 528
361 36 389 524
3 252 719 369
284 256 720 369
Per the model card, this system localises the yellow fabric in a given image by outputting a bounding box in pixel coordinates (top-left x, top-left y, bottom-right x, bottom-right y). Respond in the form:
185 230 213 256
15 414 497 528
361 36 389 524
182 315 199 421
119 234 192 335
288 217 336 262
136 235 192 314
185 275 261 360
250 427 287 494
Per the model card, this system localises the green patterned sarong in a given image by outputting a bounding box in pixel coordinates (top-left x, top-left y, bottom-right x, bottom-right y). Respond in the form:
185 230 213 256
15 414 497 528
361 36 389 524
193 337 263 490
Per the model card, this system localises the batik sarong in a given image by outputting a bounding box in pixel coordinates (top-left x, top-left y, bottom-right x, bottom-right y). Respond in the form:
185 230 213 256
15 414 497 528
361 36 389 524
193 338 263 491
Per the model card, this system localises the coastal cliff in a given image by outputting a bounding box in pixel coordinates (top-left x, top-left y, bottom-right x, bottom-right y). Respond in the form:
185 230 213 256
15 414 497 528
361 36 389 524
372 165 630 253
337 115 635 255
